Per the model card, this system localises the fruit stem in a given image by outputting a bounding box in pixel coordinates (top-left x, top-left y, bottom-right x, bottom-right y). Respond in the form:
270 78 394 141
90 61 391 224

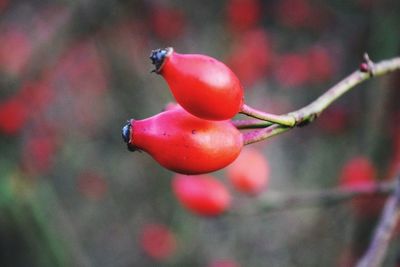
242 124 289 145
239 55 400 142
232 119 272 129
240 104 296 127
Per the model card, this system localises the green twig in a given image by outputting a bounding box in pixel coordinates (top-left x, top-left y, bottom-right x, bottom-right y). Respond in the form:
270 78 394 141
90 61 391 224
240 104 296 127
240 55 400 144
242 125 288 145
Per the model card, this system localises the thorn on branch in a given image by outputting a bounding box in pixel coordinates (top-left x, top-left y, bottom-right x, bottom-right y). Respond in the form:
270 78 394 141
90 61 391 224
360 53 375 76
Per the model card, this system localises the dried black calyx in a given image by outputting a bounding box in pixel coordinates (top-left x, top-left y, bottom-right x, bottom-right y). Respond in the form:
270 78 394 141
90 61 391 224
122 120 137 152
149 47 172 73
122 121 131 143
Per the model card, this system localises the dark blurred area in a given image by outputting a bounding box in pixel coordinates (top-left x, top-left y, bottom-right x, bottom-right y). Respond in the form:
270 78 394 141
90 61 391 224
0 0 400 266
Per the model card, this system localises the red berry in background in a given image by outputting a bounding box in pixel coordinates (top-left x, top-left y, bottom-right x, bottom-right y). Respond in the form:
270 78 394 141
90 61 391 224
275 53 310 88
275 0 312 28
122 106 243 175
77 171 108 201
21 132 58 176
0 27 32 75
149 5 186 41
150 47 244 120
225 0 261 33
208 259 241 267
0 0 8 12
317 106 349 135
0 97 29 135
226 29 272 87
226 147 269 195
339 156 385 218
339 156 376 190
172 174 231 216
307 46 335 83
139 223 177 261
19 79 54 113
55 40 108 94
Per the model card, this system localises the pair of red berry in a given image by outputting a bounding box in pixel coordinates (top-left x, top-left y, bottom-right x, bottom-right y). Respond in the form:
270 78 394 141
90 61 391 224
122 47 245 174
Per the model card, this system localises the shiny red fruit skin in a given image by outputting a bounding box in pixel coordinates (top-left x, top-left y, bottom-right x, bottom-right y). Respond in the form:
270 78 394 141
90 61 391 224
128 107 243 174
153 48 244 120
172 174 231 216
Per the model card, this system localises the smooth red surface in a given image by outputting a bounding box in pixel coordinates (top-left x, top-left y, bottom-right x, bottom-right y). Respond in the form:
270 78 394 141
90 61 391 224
226 147 269 195
160 51 244 120
172 174 231 216
130 107 243 174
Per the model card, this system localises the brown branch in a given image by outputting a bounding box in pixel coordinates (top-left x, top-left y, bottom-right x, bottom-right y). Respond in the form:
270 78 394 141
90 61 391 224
231 181 395 214
355 175 400 267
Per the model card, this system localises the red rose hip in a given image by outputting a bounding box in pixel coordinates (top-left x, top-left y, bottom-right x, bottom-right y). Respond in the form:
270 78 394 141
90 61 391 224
122 106 243 174
150 47 244 120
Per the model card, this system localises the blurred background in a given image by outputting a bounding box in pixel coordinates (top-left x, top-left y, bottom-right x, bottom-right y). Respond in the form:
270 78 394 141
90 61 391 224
0 0 400 266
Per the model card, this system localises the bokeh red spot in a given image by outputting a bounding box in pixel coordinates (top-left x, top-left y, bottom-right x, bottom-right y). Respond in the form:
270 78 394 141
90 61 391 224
208 259 241 267
275 0 312 28
226 147 269 195
21 133 58 175
150 5 186 41
139 223 177 261
339 156 385 218
307 46 335 83
317 106 349 135
172 174 231 216
275 53 310 87
226 0 261 33
0 0 9 12
54 41 108 94
77 171 108 201
0 27 32 75
339 156 376 190
226 29 272 86
0 97 29 135
19 80 54 113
